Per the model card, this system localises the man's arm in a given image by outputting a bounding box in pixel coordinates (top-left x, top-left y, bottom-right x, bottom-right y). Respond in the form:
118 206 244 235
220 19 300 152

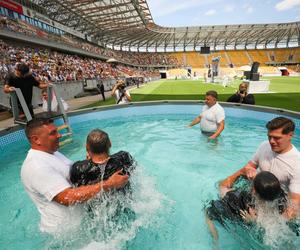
188 115 201 127
227 93 239 103
111 83 121 96
124 91 132 102
244 94 255 105
209 120 224 139
205 213 219 240
284 166 300 219
219 161 257 197
53 170 128 206
283 192 300 219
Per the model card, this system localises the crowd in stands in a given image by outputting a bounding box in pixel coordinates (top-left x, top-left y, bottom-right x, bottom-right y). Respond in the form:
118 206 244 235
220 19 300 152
0 15 178 67
0 39 160 84
1 14 298 79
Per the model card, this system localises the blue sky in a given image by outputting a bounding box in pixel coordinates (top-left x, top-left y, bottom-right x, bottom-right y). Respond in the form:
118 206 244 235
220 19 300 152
147 0 300 27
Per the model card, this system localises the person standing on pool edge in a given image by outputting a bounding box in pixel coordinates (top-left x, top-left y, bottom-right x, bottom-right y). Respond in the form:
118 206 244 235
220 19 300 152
21 118 129 234
4 63 48 118
188 90 225 139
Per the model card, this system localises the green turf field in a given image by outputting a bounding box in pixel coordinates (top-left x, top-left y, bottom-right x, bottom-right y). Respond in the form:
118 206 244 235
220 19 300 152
85 76 300 112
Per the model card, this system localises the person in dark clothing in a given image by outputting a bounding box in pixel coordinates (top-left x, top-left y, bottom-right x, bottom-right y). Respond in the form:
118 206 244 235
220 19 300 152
227 82 255 105
97 82 105 101
3 63 48 117
70 129 135 187
70 129 136 230
206 172 298 241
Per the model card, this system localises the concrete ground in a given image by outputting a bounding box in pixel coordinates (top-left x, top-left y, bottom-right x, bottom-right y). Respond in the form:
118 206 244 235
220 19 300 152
0 82 146 132
0 93 107 132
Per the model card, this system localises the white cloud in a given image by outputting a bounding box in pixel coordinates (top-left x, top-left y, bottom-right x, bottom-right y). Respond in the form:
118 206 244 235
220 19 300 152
147 0 221 18
224 5 234 12
275 0 300 11
246 6 253 13
242 4 254 14
205 9 216 16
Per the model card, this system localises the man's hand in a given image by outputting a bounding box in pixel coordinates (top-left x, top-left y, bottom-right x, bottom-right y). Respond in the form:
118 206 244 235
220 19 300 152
282 192 300 219
244 165 257 179
208 134 217 140
239 91 246 98
105 169 129 189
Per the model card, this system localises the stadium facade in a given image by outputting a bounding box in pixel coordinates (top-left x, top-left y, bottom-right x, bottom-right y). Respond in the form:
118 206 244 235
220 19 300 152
4 0 300 52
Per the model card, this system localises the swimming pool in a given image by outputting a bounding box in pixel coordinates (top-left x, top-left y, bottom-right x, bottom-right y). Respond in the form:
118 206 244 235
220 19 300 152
1 102 300 249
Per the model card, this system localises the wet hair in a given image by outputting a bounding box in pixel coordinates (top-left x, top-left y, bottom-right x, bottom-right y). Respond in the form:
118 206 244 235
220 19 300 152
86 129 110 154
253 171 283 201
206 90 218 99
17 63 30 77
25 118 53 140
266 117 295 134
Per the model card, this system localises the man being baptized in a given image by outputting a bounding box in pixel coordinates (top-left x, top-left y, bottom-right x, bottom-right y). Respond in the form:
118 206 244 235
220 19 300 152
70 129 135 187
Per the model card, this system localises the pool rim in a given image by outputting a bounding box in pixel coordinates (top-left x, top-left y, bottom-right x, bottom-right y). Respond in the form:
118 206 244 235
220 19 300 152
1 100 300 137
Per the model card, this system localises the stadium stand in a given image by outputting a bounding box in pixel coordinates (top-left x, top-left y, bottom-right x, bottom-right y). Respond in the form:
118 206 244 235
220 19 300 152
273 49 294 62
0 39 160 83
247 50 269 65
0 15 179 67
225 51 250 67
184 52 207 68
0 0 299 84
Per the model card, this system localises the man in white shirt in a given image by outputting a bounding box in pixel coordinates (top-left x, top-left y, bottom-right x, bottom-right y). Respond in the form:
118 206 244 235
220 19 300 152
220 117 300 219
112 80 132 104
21 118 128 234
188 90 225 139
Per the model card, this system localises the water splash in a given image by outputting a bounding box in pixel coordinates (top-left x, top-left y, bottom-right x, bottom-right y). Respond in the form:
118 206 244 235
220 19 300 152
46 165 166 250
254 198 298 249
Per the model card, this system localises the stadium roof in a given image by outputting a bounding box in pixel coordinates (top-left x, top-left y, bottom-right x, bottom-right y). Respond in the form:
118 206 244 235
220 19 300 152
25 0 300 51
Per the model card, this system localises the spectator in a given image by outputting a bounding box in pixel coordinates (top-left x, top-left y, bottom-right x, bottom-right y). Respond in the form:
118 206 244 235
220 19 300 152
227 82 255 105
112 80 132 104
97 82 106 101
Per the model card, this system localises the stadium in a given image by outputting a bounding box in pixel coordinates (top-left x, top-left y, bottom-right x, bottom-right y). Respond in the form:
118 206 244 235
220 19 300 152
0 0 300 249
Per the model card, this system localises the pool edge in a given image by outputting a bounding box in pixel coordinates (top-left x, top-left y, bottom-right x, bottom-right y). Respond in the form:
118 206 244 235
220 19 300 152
1 100 300 138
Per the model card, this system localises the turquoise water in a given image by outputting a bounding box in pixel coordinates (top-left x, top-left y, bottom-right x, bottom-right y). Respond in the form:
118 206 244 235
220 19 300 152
1 105 300 249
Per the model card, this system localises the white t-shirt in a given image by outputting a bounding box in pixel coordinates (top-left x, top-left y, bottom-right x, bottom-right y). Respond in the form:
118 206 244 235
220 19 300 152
21 149 84 234
200 102 225 132
251 141 300 194
114 89 131 104
42 96 69 112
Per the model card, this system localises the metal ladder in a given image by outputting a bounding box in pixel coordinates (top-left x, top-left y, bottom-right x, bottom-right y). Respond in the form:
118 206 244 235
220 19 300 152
10 83 73 145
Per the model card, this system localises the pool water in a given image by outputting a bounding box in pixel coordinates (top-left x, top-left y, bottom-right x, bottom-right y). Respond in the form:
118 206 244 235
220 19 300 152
1 105 300 250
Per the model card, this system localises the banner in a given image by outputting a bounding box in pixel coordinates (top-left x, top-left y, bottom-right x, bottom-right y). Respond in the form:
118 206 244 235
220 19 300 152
0 0 23 14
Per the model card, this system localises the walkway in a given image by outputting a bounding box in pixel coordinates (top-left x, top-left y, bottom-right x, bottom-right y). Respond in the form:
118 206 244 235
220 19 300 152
0 93 106 132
